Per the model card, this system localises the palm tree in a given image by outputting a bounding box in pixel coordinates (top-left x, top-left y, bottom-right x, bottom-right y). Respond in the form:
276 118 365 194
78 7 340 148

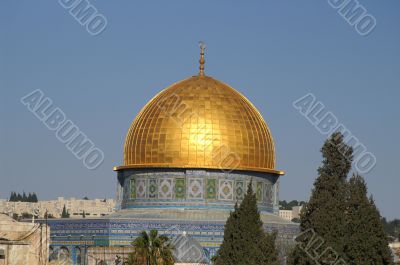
126 230 174 265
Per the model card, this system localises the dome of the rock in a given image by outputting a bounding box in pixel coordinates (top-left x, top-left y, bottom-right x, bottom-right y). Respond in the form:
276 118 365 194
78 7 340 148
116 75 283 175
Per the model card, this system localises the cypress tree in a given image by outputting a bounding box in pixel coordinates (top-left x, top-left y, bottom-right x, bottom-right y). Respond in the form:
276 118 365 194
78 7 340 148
16 193 22 202
215 181 279 265
213 203 240 264
288 132 353 265
345 174 393 265
22 192 27 202
9 192 16 202
61 205 70 218
32 193 38 202
366 196 394 265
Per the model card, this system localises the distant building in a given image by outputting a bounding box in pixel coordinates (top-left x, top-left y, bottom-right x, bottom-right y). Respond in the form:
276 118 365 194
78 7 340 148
0 197 115 219
0 213 49 265
279 210 293 221
279 205 303 221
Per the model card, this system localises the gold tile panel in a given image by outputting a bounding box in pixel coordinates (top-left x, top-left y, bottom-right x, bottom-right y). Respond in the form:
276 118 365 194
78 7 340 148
117 75 282 174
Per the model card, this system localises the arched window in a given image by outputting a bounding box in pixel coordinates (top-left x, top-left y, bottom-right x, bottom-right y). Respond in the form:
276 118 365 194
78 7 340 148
75 247 82 265
58 246 70 261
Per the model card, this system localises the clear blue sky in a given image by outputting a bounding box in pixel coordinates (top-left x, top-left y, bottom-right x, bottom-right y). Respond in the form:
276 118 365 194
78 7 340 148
0 1 399 219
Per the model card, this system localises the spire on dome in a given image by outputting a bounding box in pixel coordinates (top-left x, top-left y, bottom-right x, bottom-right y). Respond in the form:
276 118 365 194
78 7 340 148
198 41 206 76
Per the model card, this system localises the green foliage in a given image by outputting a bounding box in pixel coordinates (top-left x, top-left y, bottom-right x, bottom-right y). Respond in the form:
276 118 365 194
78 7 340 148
288 132 353 265
9 191 38 202
21 212 38 219
47 213 55 219
9 192 16 201
30 193 38 202
214 181 279 265
61 205 70 218
382 218 400 242
345 175 394 265
279 200 306 210
291 218 301 223
288 132 393 265
126 230 174 265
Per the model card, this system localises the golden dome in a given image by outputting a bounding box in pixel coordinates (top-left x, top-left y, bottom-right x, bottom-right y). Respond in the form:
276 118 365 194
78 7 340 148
115 75 283 174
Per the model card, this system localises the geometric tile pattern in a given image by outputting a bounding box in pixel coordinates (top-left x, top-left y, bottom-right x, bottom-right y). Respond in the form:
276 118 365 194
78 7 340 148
44 168 287 265
188 178 204 199
218 179 233 201
273 182 279 206
125 175 280 208
235 180 245 201
256 182 263 202
159 178 173 199
136 179 146 199
130 179 136 199
175 178 186 199
264 182 273 206
41 212 299 265
148 178 157 198
206 179 217 199
122 170 280 212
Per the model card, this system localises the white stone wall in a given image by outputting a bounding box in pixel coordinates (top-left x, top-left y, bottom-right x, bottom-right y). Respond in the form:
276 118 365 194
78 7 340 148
0 215 50 265
0 198 115 219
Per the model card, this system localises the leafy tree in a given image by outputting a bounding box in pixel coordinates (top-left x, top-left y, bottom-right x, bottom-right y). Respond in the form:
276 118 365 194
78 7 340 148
291 218 301 223
345 174 394 264
126 230 174 265
61 205 70 218
47 213 55 219
214 181 279 265
280 200 306 210
83 196 89 200
12 213 19 220
382 218 400 242
21 212 37 219
288 132 353 265
280 200 288 210
82 211 86 218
